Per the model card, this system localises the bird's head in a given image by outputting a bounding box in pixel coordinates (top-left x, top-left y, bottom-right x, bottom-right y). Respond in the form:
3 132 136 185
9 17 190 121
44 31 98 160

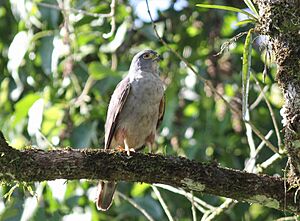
129 49 163 73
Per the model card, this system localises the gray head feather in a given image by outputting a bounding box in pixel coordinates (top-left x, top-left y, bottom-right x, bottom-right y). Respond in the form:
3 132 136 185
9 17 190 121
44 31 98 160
129 49 162 73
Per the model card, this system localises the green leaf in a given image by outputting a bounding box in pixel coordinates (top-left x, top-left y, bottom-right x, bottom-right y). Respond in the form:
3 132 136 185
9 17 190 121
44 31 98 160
39 36 54 75
0 193 24 221
70 122 97 148
3 184 19 201
12 93 41 127
235 19 255 26
243 0 259 17
183 103 199 117
0 78 9 106
131 183 150 197
99 20 128 53
42 104 64 136
242 28 253 121
221 14 237 36
38 2 60 29
196 4 257 20
88 62 119 80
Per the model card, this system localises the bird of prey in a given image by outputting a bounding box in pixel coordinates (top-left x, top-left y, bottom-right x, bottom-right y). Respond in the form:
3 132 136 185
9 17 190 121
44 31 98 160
96 49 165 211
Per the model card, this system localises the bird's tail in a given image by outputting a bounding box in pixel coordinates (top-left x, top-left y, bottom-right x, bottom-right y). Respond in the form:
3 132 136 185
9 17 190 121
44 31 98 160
96 181 117 211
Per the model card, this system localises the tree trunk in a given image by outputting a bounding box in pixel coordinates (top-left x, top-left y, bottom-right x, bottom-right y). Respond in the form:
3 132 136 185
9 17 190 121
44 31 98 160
256 0 300 184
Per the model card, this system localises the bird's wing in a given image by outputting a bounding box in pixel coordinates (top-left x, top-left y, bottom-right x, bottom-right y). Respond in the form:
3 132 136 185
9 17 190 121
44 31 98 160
156 93 165 129
104 77 131 149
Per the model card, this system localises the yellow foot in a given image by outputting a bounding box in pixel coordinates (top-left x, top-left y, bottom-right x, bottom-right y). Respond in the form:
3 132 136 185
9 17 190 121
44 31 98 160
116 145 135 156
116 145 125 152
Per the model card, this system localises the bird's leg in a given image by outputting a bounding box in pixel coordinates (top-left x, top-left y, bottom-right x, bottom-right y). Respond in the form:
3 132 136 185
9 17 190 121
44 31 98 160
124 139 135 156
148 142 153 153
145 133 155 153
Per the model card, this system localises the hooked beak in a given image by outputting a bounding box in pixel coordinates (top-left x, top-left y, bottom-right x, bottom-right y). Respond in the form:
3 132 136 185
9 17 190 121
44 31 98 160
153 53 163 62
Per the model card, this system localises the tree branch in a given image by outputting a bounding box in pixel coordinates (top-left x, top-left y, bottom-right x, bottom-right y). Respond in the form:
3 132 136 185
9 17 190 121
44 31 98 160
0 132 299 214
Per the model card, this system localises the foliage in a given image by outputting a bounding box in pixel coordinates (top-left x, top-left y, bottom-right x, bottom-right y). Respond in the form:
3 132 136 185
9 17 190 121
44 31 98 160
0 0 288 220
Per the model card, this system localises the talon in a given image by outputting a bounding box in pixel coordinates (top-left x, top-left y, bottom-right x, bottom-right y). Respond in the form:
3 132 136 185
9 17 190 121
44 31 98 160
127 148 135 156
115 145 135 156
124 139 135 156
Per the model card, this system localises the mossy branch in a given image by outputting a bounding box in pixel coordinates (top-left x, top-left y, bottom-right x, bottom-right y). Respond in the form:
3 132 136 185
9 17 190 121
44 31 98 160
0 132 299 214
256 0 300 177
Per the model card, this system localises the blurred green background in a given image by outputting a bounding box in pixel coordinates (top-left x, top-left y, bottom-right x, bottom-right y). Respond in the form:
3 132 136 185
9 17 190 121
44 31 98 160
0 0 289 220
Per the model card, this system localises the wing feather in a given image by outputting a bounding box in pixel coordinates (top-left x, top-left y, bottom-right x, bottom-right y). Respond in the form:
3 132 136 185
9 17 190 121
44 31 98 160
156 94 165 129
104 77 131 149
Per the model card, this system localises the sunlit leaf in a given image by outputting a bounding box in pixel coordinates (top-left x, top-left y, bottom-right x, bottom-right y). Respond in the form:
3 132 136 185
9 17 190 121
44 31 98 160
7 31 31 72
3 185 18 202
0 78 9 107
242 28 253 121
42 104 64 136
243 0 259 17
183 103 199 117
12 93 41 128
88 62 119 80
196 4 257 20
221 14 237 36
131 183 150 197
235 19 255 26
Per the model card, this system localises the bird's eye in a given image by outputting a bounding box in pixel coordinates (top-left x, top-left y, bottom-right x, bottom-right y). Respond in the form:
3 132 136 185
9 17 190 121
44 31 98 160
143 53 152 59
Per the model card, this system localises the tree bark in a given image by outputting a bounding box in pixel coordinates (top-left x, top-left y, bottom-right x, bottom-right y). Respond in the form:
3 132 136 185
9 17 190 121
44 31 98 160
0 132 299 214
256 0 300 181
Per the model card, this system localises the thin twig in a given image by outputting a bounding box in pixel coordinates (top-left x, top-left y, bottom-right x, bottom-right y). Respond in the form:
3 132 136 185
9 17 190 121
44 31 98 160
275 216 298 221
38 0 117 38
259 153 281 169
103 0 116 38
191 191 197 221
215 31 248 56
154 185 207 214
187 198 207 214
37 2 112 18
202 199 234 221
116 191 155 221
58 0 74 77
154 184 215 210
246 121 279 154
74 76 95 106
152 186 174 221
244 122 256 172
250 85 269 110
252 74 282 151
255 130 273 155
244 130 273 170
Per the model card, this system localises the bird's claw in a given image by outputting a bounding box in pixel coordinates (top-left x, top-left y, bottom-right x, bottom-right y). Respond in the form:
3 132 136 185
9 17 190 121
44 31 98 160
126 148 135 156
116 145 135 157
